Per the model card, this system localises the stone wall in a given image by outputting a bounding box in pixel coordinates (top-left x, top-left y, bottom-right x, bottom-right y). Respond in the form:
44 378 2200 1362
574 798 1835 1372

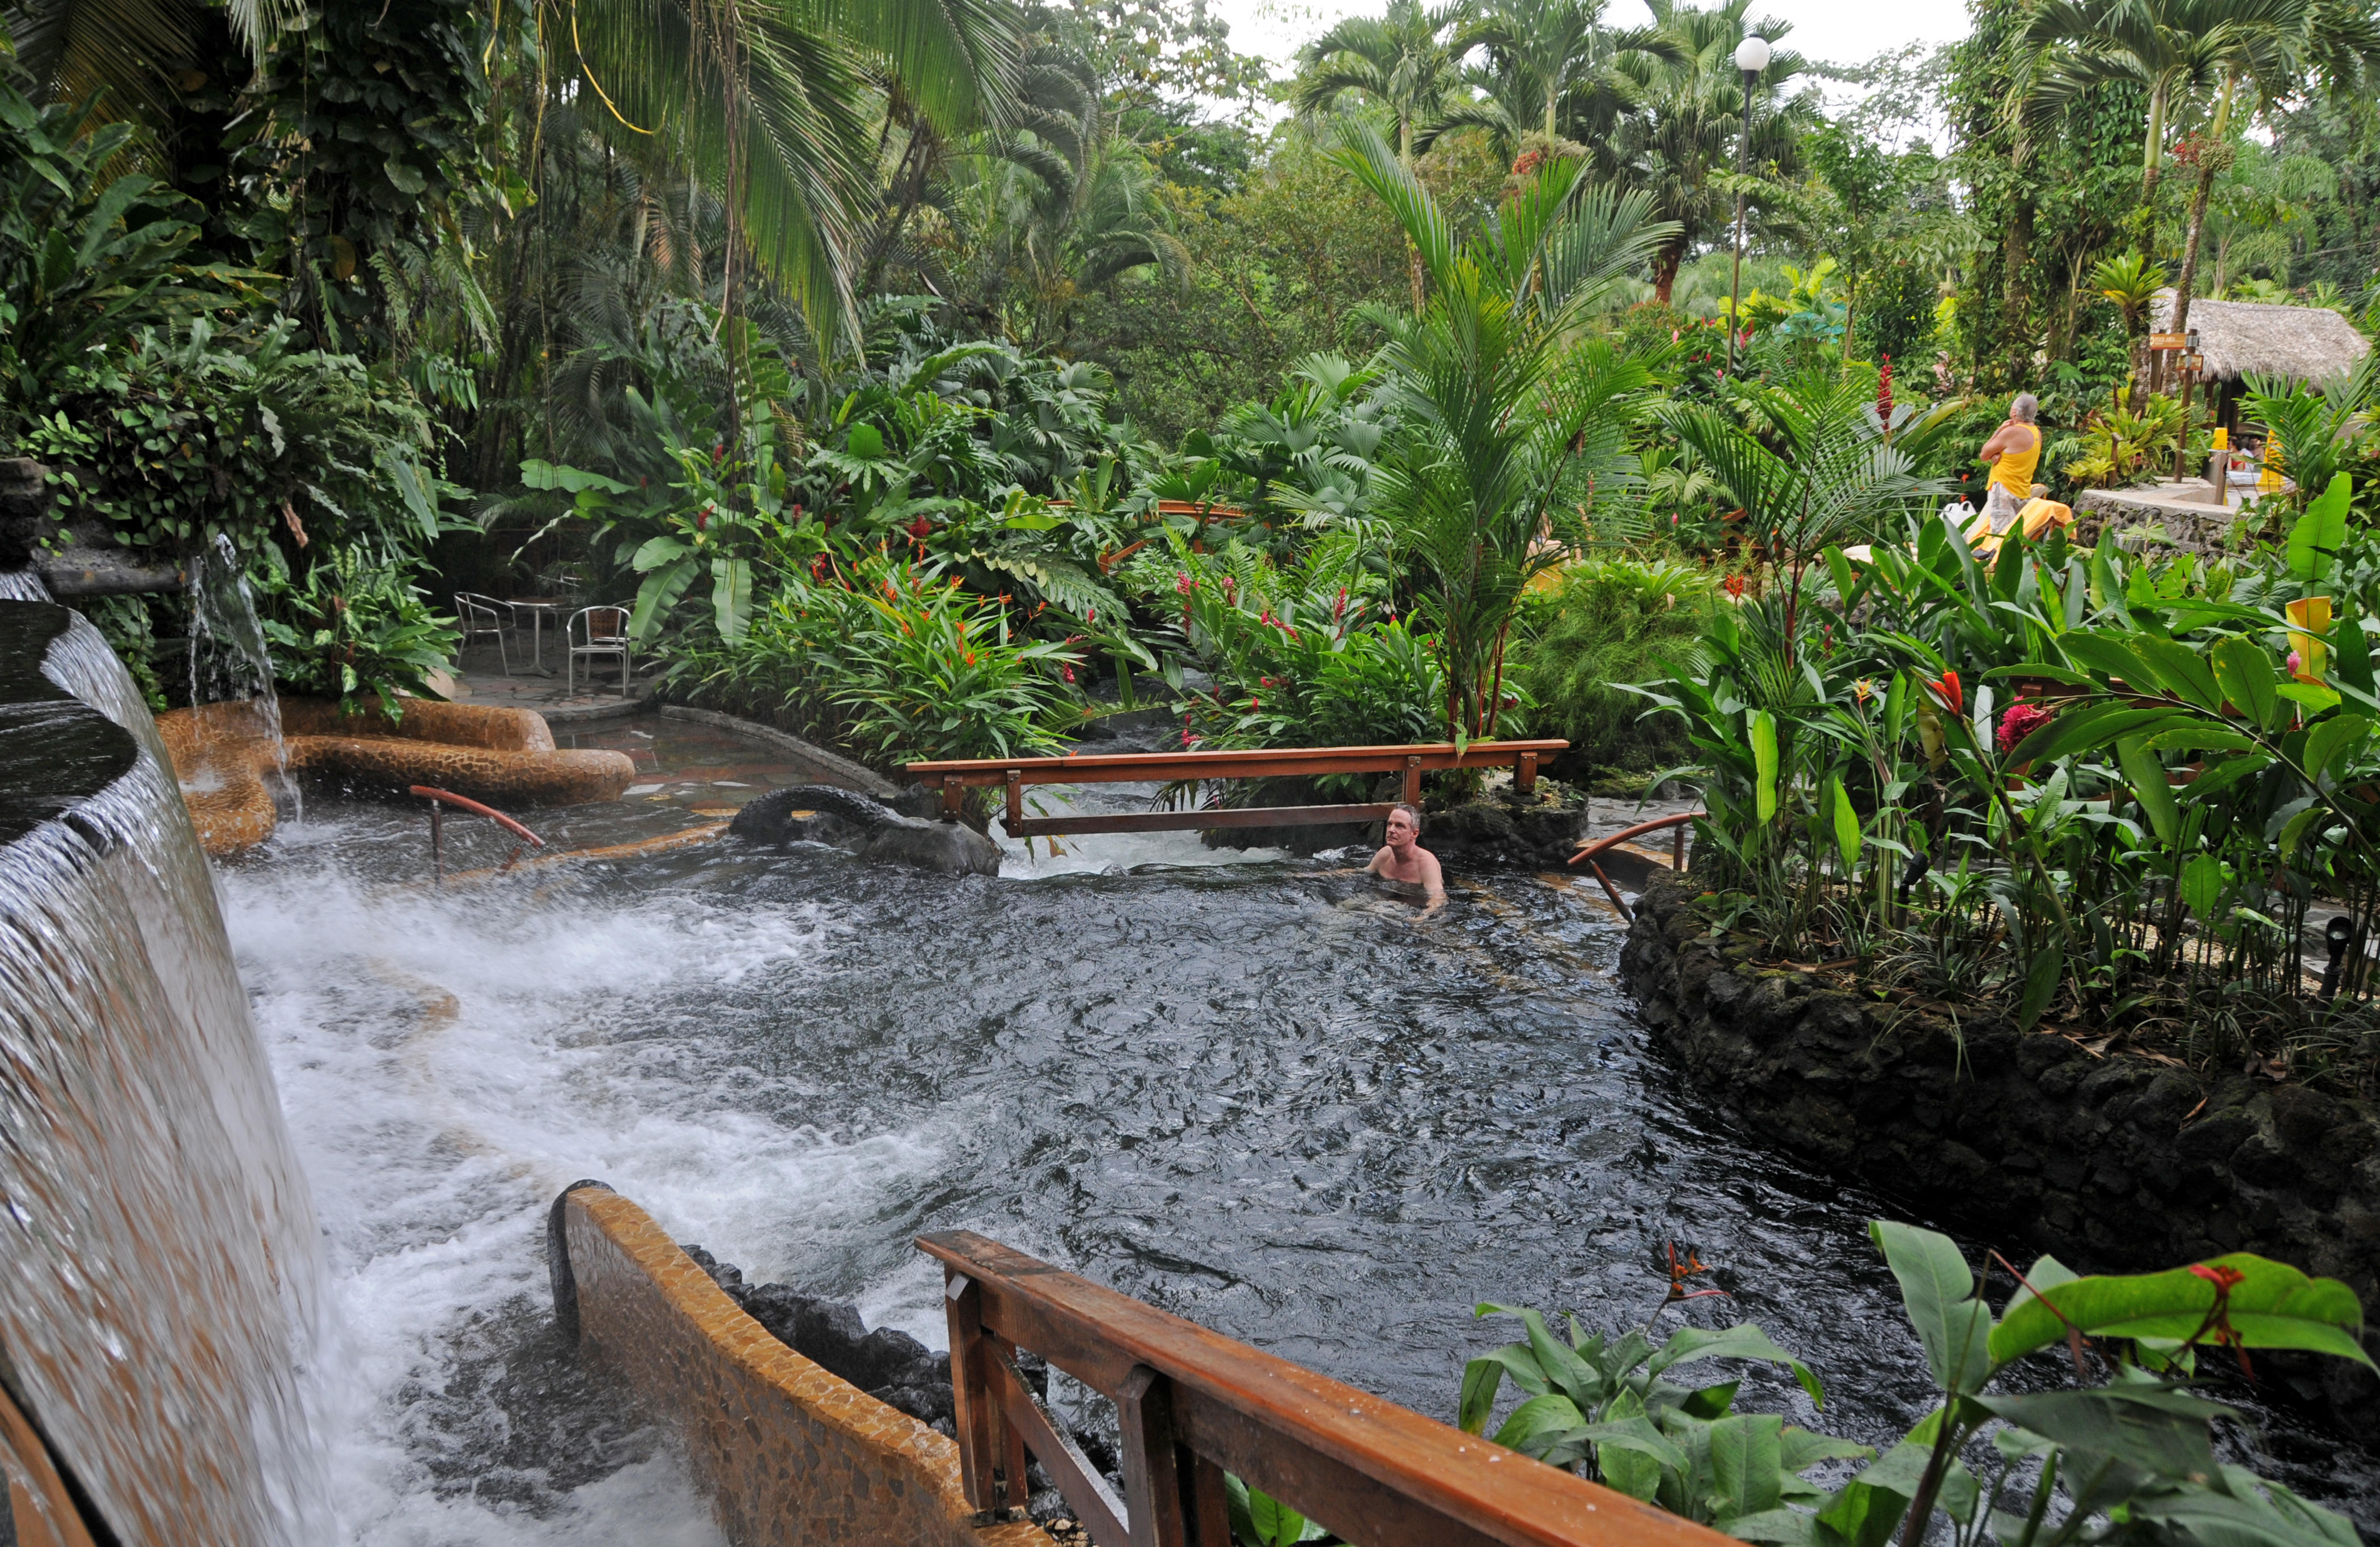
553 1185 1052 1547
1619 872 2380 1432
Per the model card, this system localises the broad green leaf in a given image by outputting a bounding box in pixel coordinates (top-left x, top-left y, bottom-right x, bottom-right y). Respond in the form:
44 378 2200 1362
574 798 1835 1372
2117 735 2180 847
1649 1325 1826 1406
2127 1468 2360 1547
1988 1255 2372 1368
1972 1385 2226 1480
2058 631 2161 689
712 556 752 642
846 422 886 459
1712 1414 1786 1520
2280 803 2329 862
1493 1392 1586 1452
2142 726 2259 755
1781 1429 1876 1472
632 533 689 571
1825 546 1861 607
628 558 698 642
1574 1417 1689 1472
1870 1222 1992 1395
1597 1389 1663 1502
2304 713 2371 783
2006 705 2187 767
520 458 629 494
2279 683 2343 715
2180 853 2226 920
2131 634 2226 710
2212 637 2281 731
1830 778 1860 873
2286 473 2352 582
2018 942 2062 1031
2184 752 2273 802
1752 710 1779 824
2337 608 2378 698
1724 1507 1818 1544
1459 1357 1505 1435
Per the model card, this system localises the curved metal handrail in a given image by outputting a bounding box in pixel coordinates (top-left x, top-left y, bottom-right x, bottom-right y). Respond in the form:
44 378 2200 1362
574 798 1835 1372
409 785 545 847
1568 809 1705 865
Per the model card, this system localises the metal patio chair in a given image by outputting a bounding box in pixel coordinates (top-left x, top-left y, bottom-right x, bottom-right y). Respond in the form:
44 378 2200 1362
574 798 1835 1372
454 592 514 676
566 605 633 697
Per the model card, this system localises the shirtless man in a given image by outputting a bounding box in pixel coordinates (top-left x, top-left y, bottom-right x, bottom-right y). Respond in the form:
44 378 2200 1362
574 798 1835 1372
1366 803 1446 909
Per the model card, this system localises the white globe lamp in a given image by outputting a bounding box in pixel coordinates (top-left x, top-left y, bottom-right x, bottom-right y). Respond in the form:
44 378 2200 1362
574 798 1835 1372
1734 35 1771 75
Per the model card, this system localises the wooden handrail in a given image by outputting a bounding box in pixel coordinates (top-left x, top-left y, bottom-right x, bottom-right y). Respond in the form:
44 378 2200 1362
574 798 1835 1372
903 740 1568 833
1566 811 1703 923
917 1230 1735 1547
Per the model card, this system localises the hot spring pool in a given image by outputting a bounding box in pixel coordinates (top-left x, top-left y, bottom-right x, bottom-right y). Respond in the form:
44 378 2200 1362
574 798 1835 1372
217 716 2380 1542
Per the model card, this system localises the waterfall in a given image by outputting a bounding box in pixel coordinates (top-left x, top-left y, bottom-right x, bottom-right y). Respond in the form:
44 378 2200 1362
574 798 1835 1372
0 598 332 1544
185 534 294 817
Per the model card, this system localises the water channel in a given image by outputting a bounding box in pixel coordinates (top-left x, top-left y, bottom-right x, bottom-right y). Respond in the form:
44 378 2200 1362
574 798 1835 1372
215 715 2380 1542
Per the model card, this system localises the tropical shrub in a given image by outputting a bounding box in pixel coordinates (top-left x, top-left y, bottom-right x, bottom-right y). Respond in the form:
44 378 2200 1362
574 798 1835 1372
257 544 459 717
1460 1221 2369 1547
1513 557 1716 774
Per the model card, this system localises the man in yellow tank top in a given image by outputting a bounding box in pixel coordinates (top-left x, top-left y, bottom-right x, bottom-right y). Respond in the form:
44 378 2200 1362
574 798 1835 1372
1975 393 2042 533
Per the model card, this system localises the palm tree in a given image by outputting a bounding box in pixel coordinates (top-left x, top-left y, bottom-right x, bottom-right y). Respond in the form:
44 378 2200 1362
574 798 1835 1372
956 43 1189 351
2017 0 2299 266
1425 0 1674 165
1291 0 1468 170
1332 120 1674 738
1607 0 1815 305
2090 248 2169 406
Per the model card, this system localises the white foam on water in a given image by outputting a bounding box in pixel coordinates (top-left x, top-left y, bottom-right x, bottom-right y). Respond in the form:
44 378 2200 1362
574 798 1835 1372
993 780 1291 876
220 829 946 1544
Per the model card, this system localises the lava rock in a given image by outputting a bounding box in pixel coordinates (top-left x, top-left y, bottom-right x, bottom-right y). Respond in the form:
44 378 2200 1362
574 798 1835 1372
1617 869 2380 1440
730 783 1002 876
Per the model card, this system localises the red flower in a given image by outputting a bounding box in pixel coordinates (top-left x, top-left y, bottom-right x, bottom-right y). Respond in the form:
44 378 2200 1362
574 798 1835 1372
2190 1263 2246 1291
1877 354 1894 425
1512 148 1544 176
1997 700 2056 753
695 508 708 531
1061 664 1075 683
1921 670 1963 716
908 515 931 539
1175 571 1195 596
1723 573 1748 600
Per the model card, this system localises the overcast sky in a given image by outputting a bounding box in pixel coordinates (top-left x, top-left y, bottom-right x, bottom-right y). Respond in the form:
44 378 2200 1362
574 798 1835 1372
1203 0 1975 84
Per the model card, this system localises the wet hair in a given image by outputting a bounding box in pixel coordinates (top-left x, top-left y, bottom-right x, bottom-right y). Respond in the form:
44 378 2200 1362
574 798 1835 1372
1388 802 1424 833
2010 393 2039 423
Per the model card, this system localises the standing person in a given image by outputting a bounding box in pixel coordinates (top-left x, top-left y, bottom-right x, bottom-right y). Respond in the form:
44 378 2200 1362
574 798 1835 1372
1974 393 2043 537
1367 803 1446 910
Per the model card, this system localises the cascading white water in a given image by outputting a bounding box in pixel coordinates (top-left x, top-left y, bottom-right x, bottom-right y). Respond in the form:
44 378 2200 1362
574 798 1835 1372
185 533 295 815
0 599 332 1544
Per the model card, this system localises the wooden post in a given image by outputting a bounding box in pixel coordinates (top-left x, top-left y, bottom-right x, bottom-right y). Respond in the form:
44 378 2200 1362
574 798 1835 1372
1006 768 1024 834
1187 1454 1232 1546
996 1333 1031 1511
1118 1366 1191 1547
943 774 964 823
429 802 443 886
1515 751 1537 795
942 1271 1001 1515
1672 818 1688 871
1403 755 1422 808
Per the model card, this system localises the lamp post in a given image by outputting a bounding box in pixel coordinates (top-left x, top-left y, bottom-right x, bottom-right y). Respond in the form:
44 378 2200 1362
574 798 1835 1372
1725 34 1771 378
2173 327 2203 484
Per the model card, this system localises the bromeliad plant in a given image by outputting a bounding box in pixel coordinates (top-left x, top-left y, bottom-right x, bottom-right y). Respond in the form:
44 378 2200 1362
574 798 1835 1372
1462 1222 2370 1547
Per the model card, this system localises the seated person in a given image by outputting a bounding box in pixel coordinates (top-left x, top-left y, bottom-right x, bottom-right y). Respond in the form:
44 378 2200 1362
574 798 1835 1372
1367 802 1446 909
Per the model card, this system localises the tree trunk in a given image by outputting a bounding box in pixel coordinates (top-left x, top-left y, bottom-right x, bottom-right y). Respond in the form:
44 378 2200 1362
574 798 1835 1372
1401 117 1424 313
2138 83 2168 255
1654 241 1682 306
2171 73 2237 347
2001 201 2034 385
1842 270 1858 365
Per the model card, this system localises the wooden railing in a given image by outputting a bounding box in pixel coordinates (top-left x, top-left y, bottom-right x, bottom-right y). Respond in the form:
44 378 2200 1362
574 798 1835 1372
1568 811 1701 921
917 1230 1733 1547
903 740 1568 837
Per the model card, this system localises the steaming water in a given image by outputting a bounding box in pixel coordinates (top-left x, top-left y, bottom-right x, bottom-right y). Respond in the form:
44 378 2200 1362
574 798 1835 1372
215 727 2380 1541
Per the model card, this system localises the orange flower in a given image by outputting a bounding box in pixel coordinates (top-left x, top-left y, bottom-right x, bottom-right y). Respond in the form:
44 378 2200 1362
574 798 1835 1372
1920 670 1962 716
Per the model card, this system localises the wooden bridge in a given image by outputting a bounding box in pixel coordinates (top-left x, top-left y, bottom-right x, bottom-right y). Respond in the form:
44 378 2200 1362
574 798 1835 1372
904 740 1568 837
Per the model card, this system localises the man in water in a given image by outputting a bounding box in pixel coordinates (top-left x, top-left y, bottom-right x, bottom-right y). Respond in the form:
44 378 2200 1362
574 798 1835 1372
1367 803 1445 909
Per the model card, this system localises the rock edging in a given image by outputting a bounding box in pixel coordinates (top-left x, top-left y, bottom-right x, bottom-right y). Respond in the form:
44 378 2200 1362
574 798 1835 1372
1617 870 2380 1432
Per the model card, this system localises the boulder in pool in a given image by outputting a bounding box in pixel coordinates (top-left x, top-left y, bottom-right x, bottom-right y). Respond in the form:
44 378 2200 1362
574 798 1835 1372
730 785 1002 877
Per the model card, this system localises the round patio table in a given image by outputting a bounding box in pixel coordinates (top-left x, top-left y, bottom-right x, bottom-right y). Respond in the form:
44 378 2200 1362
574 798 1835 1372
507 597 573 676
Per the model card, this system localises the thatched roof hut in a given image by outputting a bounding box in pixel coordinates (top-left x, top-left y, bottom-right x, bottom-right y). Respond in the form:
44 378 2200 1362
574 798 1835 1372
2149 290 2371 384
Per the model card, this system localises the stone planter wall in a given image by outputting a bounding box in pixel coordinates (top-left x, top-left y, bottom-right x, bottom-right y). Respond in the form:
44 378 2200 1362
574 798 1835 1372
1618 871 2380 1432
551 1184 1052 1547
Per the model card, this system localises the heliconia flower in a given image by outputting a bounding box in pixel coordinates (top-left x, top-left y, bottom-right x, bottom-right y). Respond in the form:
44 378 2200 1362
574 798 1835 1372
964 651 977 666
1998 700 2056 753
1723 574 1748 599
695 509 708 530
2190 1262 2247 1291
1251 697 1263 709
1921 670 1963 716
1853 679 1876 705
